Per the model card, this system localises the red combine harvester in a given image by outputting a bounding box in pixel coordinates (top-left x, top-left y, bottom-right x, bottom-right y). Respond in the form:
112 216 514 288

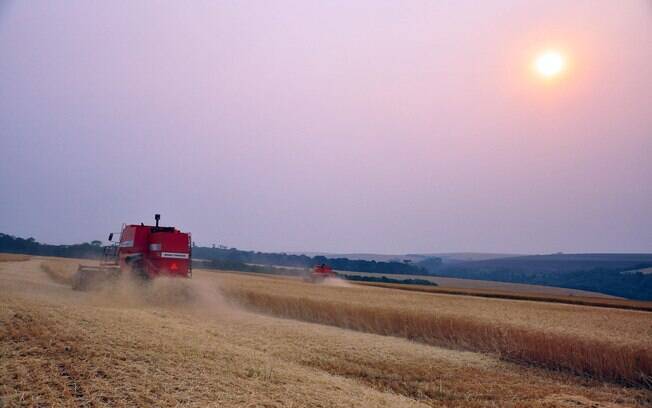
305 263 337 283
73 214 192 290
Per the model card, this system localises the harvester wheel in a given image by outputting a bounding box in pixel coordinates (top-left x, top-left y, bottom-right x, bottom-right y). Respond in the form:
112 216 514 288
72 268 91 291
131 263 149 282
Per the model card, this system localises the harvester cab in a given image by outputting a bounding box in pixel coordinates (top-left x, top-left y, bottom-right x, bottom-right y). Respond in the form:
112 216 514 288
72 214 192 290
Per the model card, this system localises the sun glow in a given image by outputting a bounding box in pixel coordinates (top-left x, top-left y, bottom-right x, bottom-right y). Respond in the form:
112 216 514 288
534 50 566 78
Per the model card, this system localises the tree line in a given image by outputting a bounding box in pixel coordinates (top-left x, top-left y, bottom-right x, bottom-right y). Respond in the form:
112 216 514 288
0 233 433 276
417 255 652 301
0 233 103 259
191 246 432 275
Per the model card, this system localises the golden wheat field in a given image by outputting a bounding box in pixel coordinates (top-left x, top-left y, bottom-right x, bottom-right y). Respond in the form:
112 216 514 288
1 256 651 407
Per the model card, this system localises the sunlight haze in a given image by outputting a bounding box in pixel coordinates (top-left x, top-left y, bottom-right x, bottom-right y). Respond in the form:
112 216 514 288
0 0 650 254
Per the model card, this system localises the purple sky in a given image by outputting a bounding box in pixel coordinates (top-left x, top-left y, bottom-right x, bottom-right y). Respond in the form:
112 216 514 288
1 1 651 254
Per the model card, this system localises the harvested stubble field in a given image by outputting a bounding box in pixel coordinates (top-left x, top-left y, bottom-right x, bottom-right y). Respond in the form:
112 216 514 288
349 281 652 312
338 271 620 298
1 256 651 407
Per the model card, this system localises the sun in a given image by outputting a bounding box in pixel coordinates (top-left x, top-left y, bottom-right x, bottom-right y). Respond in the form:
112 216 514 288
533 50 566 78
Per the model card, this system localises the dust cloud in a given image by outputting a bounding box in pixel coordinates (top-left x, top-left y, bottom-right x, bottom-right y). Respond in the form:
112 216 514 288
321 277 353 288
39 260 231 317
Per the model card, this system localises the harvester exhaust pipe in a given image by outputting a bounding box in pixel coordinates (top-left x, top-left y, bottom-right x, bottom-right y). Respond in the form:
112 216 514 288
155 214 160 227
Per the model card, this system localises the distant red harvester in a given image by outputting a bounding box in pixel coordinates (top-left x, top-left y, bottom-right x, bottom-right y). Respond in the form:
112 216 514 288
73 214 191 290
305 263 336 283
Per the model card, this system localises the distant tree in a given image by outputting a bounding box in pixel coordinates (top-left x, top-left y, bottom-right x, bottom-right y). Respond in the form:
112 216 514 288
416 257 443 271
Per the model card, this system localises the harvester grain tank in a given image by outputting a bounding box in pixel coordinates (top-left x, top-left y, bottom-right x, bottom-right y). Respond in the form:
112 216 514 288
73 214 192 290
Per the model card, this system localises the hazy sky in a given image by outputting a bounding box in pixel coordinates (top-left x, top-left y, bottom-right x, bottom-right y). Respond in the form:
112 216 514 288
1 1 651 254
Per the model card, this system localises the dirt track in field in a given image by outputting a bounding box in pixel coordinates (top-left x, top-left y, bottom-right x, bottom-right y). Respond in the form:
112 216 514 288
1 256 651 407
